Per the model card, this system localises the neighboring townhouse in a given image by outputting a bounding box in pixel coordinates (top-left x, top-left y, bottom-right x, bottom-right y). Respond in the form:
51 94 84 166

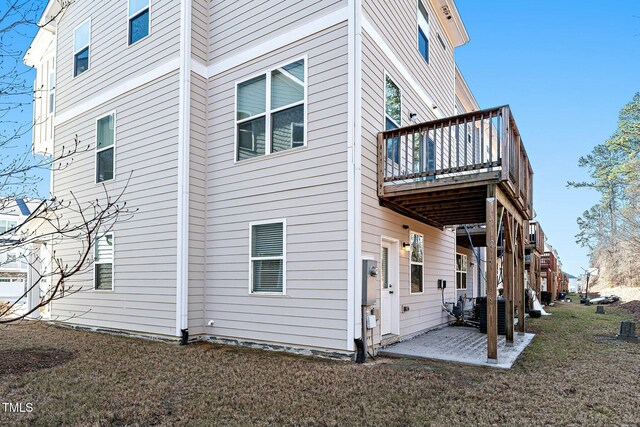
25 0 537 361
0 199 47 315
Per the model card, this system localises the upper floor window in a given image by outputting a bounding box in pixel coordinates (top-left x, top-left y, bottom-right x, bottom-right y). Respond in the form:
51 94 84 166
384 75 401 163
417 1 429 63
456 253 467 290
48 71 55 114
129 0 150 45
74 19 91 77
96 113 115 183
236 58 306 161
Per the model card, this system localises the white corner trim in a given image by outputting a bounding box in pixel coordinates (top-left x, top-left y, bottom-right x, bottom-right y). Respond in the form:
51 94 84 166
55 57 180 125
176 0 192 337
190 58 208 78
361 16 443 119
206 6 348 78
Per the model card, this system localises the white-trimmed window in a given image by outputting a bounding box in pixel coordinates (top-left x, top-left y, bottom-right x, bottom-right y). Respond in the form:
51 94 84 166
236 58 306 161
94 233 113 290
96 113 115 183
129 0 150 45
250 221 285 294
410 232 424 294
456 253 467 290
73 19 90 77
48 71 55 114
0 219 18 234
417 0 429 63
385 74 401 163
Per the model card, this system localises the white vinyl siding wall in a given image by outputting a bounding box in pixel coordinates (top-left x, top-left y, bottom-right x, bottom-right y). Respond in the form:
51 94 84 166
55 0 181 115
51 71 180 336
208 0 347 63
205 22 350 351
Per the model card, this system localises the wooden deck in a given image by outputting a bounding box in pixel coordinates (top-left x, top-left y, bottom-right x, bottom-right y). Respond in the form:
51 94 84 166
377 105 535 363
377 106 533 228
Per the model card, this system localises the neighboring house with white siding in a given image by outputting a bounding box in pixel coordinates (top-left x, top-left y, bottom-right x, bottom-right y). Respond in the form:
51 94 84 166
24 0 535 360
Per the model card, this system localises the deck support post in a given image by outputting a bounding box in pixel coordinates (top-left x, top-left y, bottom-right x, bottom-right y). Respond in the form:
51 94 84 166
517 223 526 335
503 213 515 345
486 185 498 362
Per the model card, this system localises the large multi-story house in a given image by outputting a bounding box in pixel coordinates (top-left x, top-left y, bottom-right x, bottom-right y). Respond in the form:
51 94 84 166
25 0 537 362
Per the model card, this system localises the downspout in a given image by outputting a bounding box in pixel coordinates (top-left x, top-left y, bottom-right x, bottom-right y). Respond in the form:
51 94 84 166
176 0 192 344
348 0 363 359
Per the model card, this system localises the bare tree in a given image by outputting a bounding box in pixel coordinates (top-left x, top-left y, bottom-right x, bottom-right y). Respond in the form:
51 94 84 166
1 0 136 322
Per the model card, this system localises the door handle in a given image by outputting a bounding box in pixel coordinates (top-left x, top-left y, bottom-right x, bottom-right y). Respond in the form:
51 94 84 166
389 291 394 294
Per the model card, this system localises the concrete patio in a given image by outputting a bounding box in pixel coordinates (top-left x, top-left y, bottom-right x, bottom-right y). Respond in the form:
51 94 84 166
379 326 535 369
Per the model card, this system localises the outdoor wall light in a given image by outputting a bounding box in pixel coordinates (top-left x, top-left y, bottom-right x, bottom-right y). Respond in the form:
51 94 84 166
402 242 411 251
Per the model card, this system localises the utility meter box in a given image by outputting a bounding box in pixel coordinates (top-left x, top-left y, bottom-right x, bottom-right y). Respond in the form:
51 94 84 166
362 259 378 306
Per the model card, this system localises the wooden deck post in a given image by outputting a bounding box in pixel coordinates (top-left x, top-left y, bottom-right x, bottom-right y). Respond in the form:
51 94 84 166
517 224 526 334
486 186 498 362
503 213 515 345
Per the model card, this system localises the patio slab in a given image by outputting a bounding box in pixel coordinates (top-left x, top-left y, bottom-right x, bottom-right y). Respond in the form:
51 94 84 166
379 326 535 369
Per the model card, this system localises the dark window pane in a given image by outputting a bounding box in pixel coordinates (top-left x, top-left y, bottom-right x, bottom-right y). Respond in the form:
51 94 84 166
252 223 283 258
272 104 304 153
252 259 283 293
237 117 265 160
129 9 149 45
418 28 429 63
411 264 423 293
97 147 114 182
74 47 89 77
95 263 113 290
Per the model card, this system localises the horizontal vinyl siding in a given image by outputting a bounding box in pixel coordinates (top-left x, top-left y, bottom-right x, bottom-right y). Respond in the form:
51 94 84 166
205 23 350 351
51 72 180 337
55 0 181 115
192 0 208 63
209 0 346 62
363 0 455 118
361 31 457 343
189 73 207 335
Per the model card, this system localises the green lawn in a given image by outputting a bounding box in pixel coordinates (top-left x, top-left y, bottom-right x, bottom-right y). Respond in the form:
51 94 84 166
1 302 638 426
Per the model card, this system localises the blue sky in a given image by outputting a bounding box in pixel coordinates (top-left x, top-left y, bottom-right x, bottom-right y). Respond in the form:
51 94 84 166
455 0 640 275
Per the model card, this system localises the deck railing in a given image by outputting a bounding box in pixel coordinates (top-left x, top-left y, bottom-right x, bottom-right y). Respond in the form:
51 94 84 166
378 105 533 217
528 222 545 253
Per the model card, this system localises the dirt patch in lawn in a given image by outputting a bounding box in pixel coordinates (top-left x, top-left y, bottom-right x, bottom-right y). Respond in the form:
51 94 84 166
0 349 74 375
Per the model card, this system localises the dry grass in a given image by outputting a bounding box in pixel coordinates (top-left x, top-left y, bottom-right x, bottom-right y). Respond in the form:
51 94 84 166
1 303 639 426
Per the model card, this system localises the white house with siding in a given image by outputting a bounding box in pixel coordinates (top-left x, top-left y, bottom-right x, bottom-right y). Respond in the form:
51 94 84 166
24 0 536 359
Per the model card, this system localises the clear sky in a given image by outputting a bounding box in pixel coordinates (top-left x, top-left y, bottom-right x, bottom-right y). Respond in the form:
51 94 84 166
455 0 640 275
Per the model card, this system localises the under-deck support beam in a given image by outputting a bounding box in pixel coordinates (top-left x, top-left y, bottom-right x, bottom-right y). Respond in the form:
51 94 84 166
503 212 515 344
517 222 526 334
486 185 498 362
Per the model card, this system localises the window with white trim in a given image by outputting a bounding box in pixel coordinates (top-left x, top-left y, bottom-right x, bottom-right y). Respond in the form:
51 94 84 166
129 0 150 45
417 1 429 63
236 59 306 161
96 113 115 183
94 234 113 290
410 232 423 293
74 20 90 77
250 221 285 294
385 75 401 163
48 71 55 114
0 219 18 234
456 253 467 290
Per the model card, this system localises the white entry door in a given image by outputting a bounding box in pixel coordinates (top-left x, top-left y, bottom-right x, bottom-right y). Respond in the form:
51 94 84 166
381 241 398 336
